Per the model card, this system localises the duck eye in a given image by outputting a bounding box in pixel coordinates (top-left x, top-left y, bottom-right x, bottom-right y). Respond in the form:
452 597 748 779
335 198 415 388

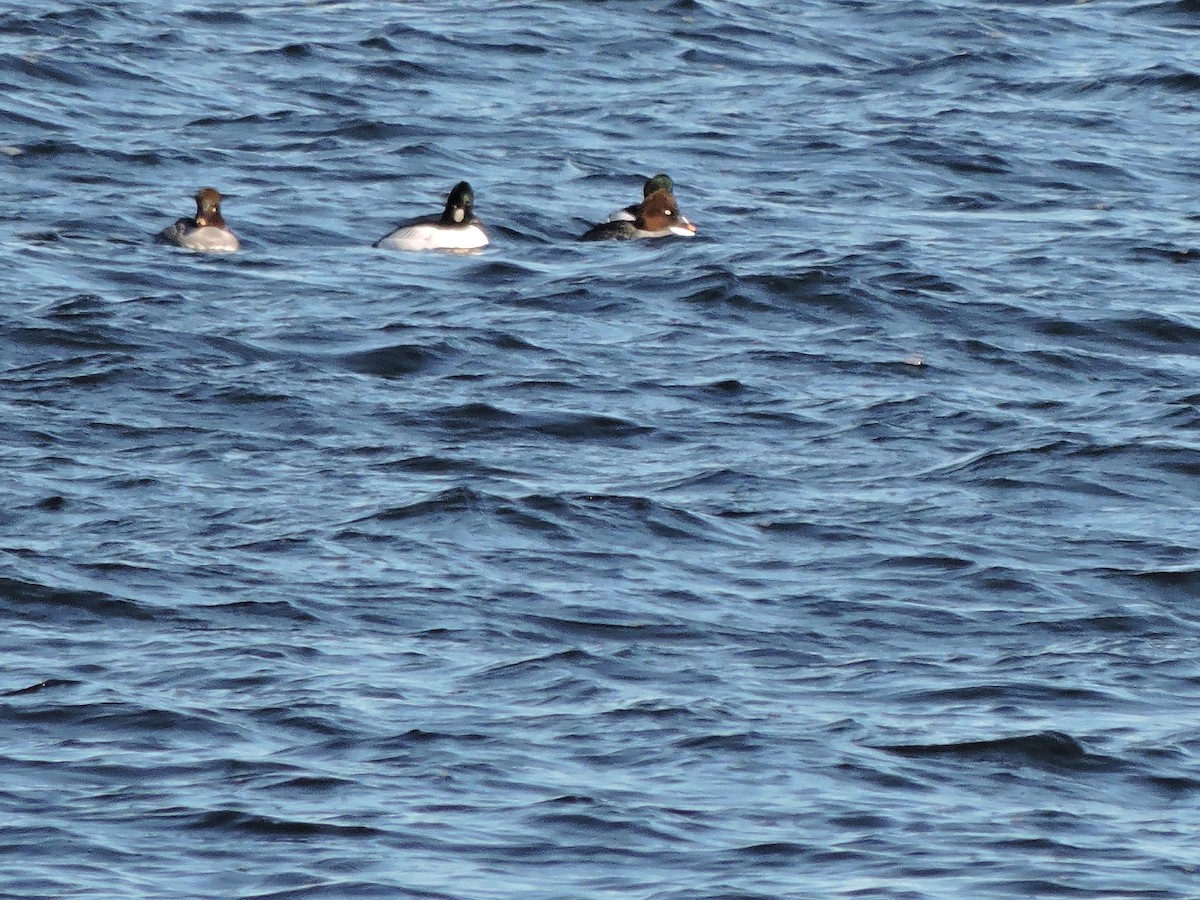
666 209 675 216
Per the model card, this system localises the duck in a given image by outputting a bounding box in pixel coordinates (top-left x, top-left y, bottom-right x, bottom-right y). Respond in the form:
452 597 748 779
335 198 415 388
156 187 240 252
608 173 675 222
374 181 488 251
580 181 697 241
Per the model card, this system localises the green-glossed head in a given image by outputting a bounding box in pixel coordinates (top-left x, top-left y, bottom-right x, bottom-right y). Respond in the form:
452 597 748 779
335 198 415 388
643 173 674 197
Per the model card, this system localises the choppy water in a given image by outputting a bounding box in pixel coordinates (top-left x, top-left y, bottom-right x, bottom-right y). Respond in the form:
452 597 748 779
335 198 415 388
3 1 1200 897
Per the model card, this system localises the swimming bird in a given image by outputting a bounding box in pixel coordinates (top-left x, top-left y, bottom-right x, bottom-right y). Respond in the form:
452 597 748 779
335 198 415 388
156 187 240 252
374 181 489 251
580 184 696 241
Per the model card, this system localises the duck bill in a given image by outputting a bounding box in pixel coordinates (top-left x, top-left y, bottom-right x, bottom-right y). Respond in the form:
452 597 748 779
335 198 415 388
669 216 697 237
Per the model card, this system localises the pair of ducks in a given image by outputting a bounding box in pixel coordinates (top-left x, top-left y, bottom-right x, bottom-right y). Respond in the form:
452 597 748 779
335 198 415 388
156 175 697 253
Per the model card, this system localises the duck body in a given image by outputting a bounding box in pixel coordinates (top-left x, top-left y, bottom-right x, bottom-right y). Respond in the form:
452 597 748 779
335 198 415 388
158 221 240 252
579 219 644 241
581 184 696 242
374 181 488 251
157 187 239 252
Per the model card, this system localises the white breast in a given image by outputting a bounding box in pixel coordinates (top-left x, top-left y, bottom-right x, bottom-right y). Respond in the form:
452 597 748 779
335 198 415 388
178 226 240 252
375 223 488 252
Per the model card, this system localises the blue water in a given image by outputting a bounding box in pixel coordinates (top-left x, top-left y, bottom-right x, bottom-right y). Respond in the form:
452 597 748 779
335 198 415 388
3 1 1200 897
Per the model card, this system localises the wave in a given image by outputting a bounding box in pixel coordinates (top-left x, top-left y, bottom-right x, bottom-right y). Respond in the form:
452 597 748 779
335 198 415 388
876 731 1120 770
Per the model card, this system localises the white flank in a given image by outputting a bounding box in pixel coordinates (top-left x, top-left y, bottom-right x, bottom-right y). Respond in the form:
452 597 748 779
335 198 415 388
375 223 488 252
174 225 240 252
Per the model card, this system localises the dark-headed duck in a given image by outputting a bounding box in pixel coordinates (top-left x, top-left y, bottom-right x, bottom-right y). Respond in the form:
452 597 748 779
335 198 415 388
374 181 488 251
580 186 696 241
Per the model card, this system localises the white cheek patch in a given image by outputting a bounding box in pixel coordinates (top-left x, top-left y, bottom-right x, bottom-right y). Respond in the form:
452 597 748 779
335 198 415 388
453 208 465 223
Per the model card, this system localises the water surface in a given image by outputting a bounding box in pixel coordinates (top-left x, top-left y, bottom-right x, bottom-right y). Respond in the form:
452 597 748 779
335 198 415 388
2 1 1200 897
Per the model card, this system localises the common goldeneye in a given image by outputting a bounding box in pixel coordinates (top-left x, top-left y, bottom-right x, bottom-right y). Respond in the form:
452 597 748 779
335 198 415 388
156 187 240 252
580 185 696 241
608 173 675 222
374 181 488 251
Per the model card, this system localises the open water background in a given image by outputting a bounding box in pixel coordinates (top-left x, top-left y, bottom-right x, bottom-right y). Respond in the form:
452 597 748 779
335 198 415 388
3 1 1200 897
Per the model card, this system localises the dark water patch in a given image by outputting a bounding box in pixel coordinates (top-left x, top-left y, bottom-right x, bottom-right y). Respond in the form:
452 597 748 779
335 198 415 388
874 266 963 296
354 58 436 81
976 879 1166 898
548 492 731 543
1137 774 1200 795
186 809 386 839
525 809 677 842
457 39 548 56
373 728 492 750
6 139 162 168
1030 612 1178 636
379 22 442 43
675 731 763 752
695 378 746 397
0 576 158 623
732 841 811 859
422 401 657 446
600 699 706 724
1130 244 1200 264
1103 311 1200 350
9 324 138 354
180 9 251 25
896 683 1115 706
683 267 876 318
1099 566 1200 603
38 292 110 319
934 191 1008 211
465 259 546 282
339 486 577 542
205 599 320 623
318 120 427 142
519 614 702 643
530 411 654 441
652 467 758 495
186 110 299 129
3 140 76 161
886 136 1010 176
877 552 974 573
0 106 57 130
357 35 397 52
76 702 243 740
0 678 80 697
480 331 546 353
1120 64 1200 93
338 342 449 378
199 385 298 406
270 774 360 793
1128 0 1200 29
1045 157 1139 192
365 453 512 478
251 41 318 59
5 56 90 88
465 649 609 693
754 518 869 542
877 732 1122 771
